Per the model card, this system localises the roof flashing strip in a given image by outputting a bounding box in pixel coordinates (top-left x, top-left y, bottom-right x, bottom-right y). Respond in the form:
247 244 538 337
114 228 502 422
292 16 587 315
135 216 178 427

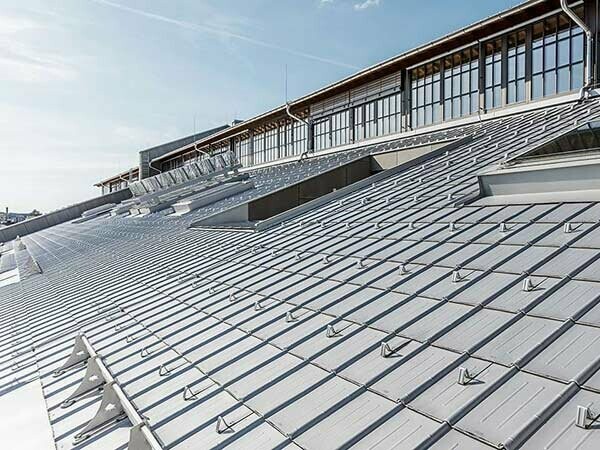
55 334 162 449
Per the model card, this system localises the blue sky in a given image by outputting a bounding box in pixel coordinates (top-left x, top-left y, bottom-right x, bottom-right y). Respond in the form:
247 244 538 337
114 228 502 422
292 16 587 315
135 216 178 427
1 0 519 212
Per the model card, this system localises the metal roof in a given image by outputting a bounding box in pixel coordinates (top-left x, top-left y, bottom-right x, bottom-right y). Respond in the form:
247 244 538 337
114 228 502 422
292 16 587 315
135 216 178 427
4 98 600 449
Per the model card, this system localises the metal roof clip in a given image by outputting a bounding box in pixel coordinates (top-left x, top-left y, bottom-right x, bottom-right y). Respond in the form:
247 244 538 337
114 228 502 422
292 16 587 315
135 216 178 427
254 300 263 311
563 222 573 233
522 277 535 292
398 263 409 276
449 222 456 232
355 258 365 269
345 222 351 229
229 290 238 302
576 405 599 429
294 251 301 261
499 222 507 233
326 324 338 338
285 311 296 322
457 367 474 385
407 222 415 230
322 255 330 265
216 415 232 434
451 269 462 283
380 342 393 358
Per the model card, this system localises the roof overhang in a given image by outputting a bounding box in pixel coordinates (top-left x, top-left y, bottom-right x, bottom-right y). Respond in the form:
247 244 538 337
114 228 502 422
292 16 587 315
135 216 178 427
94 167 140 187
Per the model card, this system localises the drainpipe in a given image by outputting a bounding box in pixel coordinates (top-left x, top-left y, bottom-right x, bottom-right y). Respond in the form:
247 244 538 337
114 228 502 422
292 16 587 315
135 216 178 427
149 160 162 175
560 0 594 99
285 103 312 161
194 143 211 161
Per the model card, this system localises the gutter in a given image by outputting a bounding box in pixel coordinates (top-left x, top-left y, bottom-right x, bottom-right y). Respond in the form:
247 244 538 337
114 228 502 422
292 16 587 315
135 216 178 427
560 0 594 99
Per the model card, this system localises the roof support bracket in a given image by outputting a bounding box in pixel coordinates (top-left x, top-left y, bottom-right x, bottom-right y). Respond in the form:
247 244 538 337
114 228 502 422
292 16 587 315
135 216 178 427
53 334 91 377
61 356 105 408
73 381 127 444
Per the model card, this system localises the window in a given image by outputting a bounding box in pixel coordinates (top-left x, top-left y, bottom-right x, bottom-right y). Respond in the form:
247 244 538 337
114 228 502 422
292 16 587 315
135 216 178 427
234 134 251 167
292 121 307 155
353 101 377 141
314 117 331 151
507 30 527 104
444 47 479 120
410 61 441 128
532 11 584 99
331 110 350 147
485 39 503 109
376 92 402 136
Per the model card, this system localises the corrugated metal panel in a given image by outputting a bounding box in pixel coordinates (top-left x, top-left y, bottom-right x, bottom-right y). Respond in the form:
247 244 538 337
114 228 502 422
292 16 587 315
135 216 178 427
456 372 565 447
475 316 563 365
520 389 600 450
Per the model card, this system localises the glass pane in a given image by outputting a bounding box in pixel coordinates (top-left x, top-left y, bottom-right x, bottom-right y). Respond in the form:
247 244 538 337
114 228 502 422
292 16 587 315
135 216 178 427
470 68 478 91
517 53 526 79
572 34 584 63
444 100 451 120
544 71 556 95
557 38 569 66
471 92 478 113
461 95 469 116
544 43 556 70
517 79 526 102
432 81 440 102
572 62 584 89
485 89 493 109
461 71 469 94
508 56 516 81
507 82 516 104
452 75 460 96
433 103 441 123
532 74 543 99
452 97 460 118
533 47 543 73
493 62 501 86
485 64 493 88
493 86 502 108
557 67 569 93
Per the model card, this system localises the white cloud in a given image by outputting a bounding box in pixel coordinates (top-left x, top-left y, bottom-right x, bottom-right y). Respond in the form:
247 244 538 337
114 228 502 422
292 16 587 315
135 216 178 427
90 0 359 70
0 14 78 82
354 0 381 11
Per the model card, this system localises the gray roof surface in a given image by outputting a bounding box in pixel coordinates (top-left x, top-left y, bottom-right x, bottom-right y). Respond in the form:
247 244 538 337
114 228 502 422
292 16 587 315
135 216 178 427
3 98 600 449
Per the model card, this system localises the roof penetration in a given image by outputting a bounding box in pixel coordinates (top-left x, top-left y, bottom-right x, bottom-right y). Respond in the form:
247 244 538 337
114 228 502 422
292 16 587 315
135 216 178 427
4 99 600 450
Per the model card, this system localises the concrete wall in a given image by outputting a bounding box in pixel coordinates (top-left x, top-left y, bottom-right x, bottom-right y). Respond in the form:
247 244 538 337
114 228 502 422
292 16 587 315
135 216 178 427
248 157 371 221
370 142 448 171
0 189 132 243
